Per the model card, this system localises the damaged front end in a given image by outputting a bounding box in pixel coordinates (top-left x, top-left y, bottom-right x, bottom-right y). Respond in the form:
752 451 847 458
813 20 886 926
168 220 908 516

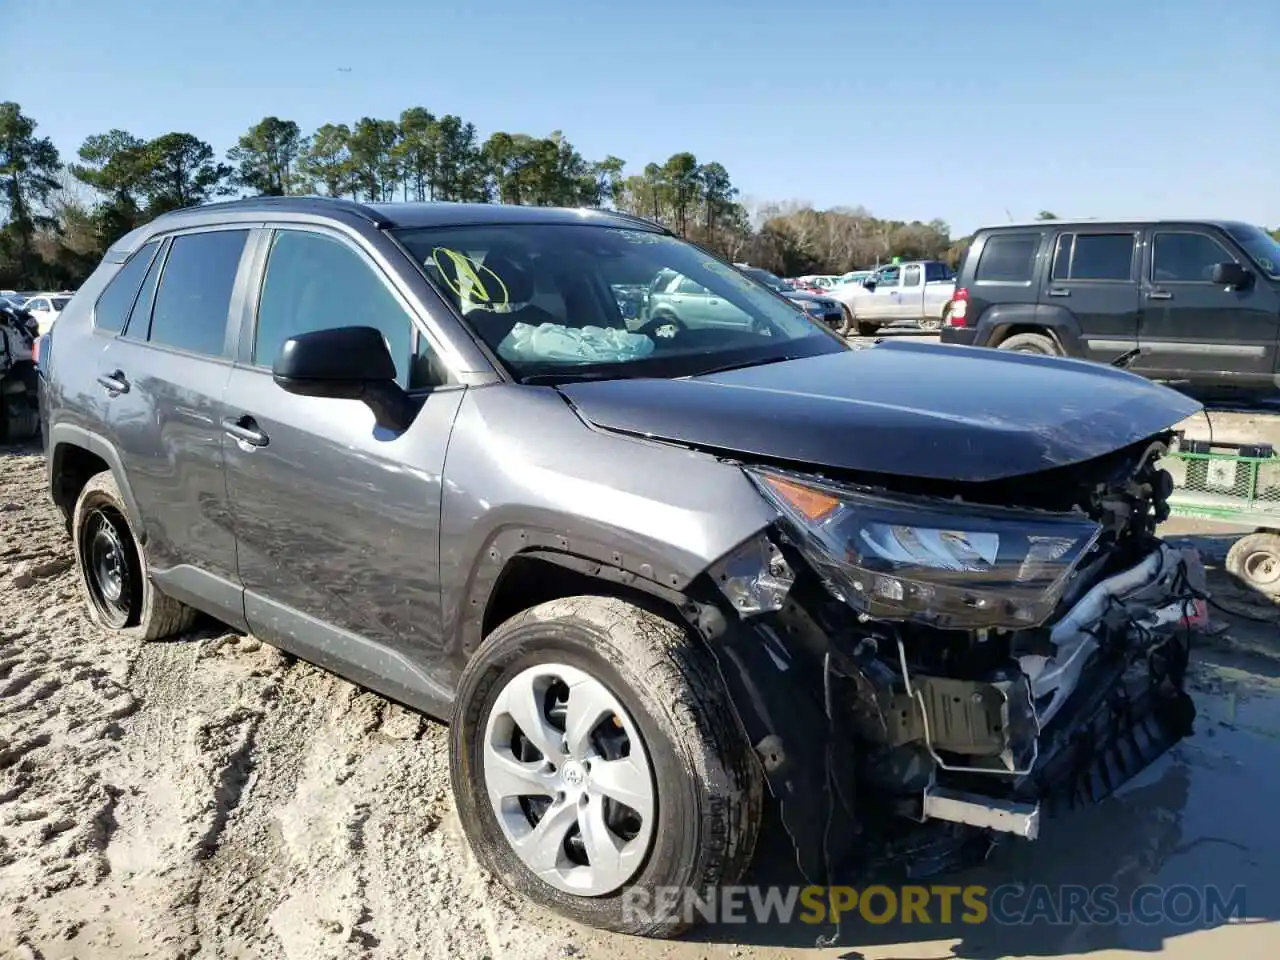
701 435 1207 880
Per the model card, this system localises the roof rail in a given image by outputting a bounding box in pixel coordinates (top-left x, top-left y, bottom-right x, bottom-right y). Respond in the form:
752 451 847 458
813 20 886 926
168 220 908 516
167 194 394 228
582 207 672 234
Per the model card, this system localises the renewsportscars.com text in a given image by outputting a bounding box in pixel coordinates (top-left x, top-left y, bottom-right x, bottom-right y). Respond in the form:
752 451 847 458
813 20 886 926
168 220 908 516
621 883 1248 927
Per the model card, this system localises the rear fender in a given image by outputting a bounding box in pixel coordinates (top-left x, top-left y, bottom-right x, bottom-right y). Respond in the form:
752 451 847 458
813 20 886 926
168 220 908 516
47 423 142 531
975 303 1084 354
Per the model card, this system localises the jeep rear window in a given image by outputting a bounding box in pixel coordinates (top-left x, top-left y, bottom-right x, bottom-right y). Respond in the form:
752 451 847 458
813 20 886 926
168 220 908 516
1051 233 1135 282
975 234 1039 283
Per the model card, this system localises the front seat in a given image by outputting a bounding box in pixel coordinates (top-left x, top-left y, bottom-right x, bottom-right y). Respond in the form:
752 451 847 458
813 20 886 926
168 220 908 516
432 250 558 350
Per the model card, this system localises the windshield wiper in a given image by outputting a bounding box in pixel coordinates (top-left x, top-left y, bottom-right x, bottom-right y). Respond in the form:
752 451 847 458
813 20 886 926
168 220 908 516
519 371 626 385
692 354 807 377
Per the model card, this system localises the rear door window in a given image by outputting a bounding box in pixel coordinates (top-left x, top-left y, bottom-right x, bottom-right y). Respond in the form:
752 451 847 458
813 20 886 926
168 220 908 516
94 241 161 333
975 233 1040 283
147 230 249 357
902 264 922 287
1051 233 1136 281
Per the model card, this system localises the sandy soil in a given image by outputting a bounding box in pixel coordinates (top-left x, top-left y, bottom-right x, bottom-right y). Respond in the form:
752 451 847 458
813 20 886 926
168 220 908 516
3 437 1280 960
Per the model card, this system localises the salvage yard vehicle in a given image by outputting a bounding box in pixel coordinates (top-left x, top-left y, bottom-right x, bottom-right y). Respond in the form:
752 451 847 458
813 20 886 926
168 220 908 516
40 196 1207 937
829 259 956 334
1 301 40 442
734 263 847 330
941 219 1280 392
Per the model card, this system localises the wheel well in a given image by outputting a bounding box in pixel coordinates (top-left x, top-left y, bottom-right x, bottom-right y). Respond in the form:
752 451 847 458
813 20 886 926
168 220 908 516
51 444 109 520
996 324 1062 349
482 553 688 642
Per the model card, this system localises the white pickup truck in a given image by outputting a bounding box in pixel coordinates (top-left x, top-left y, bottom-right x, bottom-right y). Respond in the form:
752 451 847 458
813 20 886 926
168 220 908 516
830 259 956 335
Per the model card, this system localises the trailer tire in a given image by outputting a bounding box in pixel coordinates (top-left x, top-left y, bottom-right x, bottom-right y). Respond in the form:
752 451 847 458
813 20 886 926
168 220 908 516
1225 532 1280 598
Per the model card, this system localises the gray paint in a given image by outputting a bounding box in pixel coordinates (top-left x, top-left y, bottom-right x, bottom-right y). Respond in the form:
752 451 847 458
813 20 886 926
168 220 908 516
40 197 1199 726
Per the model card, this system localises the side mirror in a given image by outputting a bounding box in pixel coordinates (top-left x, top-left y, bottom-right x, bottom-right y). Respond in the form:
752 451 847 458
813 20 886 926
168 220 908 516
1211 262 1250 289
273 325 417 432
863 279 877 290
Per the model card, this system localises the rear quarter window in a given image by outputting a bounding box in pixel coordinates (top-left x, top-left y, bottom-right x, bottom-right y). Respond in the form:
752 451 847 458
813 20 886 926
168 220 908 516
975 233 1041 284
93 241 161 334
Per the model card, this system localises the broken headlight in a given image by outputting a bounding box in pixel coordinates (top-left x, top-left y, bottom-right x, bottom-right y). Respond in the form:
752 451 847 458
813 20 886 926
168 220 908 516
746 468 1102 630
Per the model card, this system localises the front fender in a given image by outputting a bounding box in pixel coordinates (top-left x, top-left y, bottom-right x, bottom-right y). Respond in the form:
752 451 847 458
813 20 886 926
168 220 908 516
438 384 776 660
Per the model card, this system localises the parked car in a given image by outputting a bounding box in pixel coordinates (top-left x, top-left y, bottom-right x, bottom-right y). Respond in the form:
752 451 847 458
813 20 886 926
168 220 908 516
22 292 73 333
940 219 1280 392
830 260 956 335
41 196 1205 937
734 263 847 330
835 270 874 286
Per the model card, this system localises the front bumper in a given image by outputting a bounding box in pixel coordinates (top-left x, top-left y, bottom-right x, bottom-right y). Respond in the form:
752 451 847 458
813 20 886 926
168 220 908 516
707 535 1206 875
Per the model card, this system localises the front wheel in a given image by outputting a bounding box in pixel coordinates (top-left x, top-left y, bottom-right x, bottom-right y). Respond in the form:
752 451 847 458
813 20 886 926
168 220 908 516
449 595 763 936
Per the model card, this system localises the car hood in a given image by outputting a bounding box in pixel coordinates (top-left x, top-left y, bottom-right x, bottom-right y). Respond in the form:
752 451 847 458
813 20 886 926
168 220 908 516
557 341 1202 482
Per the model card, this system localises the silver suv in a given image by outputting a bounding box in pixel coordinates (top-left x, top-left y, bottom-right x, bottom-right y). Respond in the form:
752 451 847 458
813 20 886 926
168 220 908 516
40 197 1206 936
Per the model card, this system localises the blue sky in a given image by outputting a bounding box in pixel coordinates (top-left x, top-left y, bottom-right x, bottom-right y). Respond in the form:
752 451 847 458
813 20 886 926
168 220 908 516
9 0 1279 235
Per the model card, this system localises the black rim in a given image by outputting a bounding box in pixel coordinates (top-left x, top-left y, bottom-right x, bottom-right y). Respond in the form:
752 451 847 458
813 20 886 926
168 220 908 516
79 506 140 628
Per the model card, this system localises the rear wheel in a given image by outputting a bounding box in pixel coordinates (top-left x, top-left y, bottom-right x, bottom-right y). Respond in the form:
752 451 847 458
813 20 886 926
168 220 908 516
997 331 1061 356
917 312 943 332
72 471 197 639
449 595 763 936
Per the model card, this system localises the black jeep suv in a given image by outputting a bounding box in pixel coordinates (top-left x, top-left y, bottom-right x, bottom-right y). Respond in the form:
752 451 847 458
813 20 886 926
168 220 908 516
941 219 1280 392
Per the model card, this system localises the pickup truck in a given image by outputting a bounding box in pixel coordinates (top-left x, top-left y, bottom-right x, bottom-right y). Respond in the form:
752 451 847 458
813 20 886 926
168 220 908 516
829 260 956 335
940 218 1280 393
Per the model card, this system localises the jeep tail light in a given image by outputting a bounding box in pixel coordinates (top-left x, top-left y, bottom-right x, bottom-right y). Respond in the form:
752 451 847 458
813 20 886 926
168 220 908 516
947 288 970 326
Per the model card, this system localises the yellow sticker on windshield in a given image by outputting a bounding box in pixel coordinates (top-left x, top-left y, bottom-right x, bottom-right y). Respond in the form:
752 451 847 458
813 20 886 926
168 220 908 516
432 247 510 309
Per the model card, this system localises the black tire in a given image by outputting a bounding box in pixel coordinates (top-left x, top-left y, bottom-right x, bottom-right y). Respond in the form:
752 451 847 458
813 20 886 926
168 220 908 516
449 595 763 937
1225 532 1280 598
856 318 880 337
997 331 1061 356
72 470 197 640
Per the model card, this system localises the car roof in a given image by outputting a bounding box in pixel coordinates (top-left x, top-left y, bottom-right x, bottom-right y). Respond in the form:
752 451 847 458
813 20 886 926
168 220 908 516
978 218 1255 232
167 196 666 231
105 196 671 261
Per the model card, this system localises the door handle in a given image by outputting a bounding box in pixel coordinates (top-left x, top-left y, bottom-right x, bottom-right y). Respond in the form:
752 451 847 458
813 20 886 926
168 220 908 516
221 416 269 447
96 370 129 394
1146 290 1173 300
1046 287 1071 297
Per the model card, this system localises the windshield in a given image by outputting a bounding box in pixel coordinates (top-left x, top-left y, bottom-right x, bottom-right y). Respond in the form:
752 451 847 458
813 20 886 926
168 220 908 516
395 223 843 381
1225 224 1280 280
740 266 794 292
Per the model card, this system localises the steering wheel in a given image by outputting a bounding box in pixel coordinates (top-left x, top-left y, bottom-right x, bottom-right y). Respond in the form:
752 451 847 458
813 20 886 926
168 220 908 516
638 314 686 342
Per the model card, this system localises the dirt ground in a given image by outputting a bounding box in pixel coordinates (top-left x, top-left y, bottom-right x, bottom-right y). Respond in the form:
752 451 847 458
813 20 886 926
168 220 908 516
3 425 1280 960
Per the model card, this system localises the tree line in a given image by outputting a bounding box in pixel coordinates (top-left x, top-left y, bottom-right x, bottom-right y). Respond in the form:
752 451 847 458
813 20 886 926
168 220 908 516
3 101 1277 290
